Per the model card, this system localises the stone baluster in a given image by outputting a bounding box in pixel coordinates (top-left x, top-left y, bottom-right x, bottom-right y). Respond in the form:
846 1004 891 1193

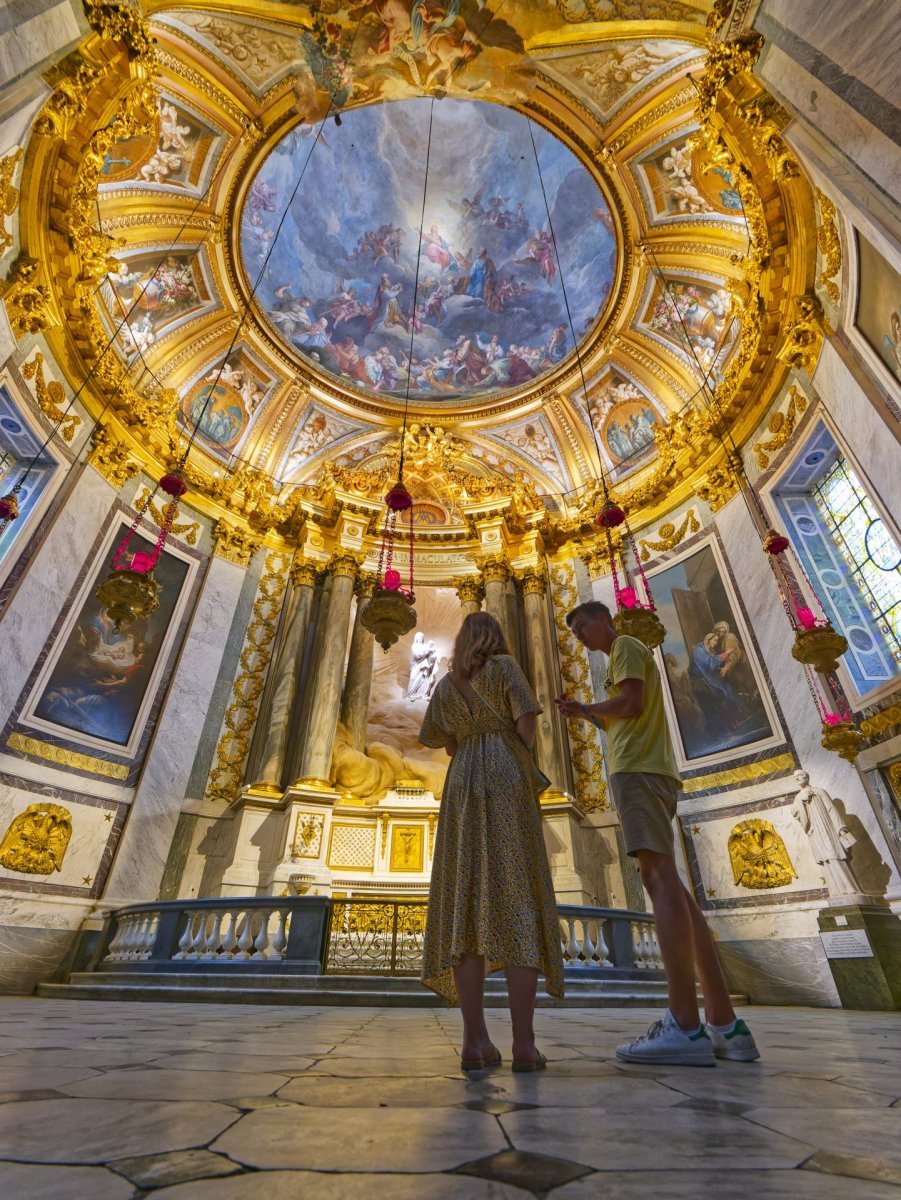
519 565 571 792
249 558 319 792
453 576 483 617
339 574 375 752
480 556 516 649
295 553 360 787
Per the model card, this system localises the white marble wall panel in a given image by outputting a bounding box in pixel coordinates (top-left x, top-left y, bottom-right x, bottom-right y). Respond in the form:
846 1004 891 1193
0 780 119 892
0 892 97 992
715 495 901 901
101 554 245 907
813 340 901 518
0 466 115 727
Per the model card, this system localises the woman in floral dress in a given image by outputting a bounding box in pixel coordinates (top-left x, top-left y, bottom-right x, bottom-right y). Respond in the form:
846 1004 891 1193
418 612 563 1071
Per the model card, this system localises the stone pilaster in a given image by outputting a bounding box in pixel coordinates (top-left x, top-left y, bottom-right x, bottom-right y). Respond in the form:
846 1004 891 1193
519 566 570 792
249 558 319 792
479 555 516 649
339 574 375 752
453 576 483 616
294 552 360 787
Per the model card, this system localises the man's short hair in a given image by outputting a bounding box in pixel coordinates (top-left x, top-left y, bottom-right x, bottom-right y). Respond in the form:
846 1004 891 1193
565 600 613 628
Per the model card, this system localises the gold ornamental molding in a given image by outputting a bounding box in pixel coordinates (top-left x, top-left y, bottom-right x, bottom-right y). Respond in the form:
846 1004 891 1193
777 294 832 375
0 147 23 254
21 353 81 443
0 255 57 338
133 485 201 546
212 519 262 567
681 752 796 795
814 188 842 304
88 424 141 488
752 386 809 470
638 509 700 561
859 704 901 739
6 731 130 780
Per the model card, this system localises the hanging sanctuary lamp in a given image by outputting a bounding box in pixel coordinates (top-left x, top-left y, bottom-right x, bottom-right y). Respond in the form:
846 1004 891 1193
359 101 439 652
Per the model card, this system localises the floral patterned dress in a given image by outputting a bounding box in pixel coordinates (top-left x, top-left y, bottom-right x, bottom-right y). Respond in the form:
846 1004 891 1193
418 653 564 1003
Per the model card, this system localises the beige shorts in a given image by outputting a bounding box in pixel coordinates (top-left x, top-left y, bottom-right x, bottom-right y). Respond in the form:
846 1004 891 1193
609 772 681 857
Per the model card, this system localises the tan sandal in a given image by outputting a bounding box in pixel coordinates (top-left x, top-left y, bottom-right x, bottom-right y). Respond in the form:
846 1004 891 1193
512 1050 547 1073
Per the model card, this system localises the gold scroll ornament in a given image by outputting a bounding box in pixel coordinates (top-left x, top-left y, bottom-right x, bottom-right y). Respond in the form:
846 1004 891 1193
728 818 797 889
0 802 72 875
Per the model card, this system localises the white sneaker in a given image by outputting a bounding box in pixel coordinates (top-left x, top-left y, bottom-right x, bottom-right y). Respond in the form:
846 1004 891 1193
615 1009 716 1067
707 1017 760 1062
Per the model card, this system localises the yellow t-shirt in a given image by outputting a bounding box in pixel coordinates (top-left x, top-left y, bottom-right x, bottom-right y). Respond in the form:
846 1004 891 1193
604 634 681 783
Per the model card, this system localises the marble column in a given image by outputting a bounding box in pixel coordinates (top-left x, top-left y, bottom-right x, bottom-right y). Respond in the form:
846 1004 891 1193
339 575 375 752
481 557 516 649
454 576 483 616
250 559 319 791
295 553 359 787
520 567 569 791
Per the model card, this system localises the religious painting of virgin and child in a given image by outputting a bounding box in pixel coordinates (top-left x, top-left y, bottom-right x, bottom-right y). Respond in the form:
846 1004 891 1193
650 542 777 762
25 524 192 753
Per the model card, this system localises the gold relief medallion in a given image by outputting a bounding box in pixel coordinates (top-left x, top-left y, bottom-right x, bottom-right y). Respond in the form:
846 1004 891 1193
728 818 797 890
0 803 72 875
390 824 425 872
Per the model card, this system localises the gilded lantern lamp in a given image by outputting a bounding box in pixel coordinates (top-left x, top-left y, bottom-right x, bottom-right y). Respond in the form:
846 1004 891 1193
360 479 417 651
95 471 187 631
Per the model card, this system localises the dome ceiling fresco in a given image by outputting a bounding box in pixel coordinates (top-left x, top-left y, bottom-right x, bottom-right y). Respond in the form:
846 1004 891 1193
15 0 824 529
240 98 616 402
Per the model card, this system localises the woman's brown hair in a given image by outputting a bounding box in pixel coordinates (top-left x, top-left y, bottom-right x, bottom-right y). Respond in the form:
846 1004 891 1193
450 612 510 679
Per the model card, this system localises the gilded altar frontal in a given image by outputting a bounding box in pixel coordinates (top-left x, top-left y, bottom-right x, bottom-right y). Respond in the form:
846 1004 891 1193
0 0 899 1191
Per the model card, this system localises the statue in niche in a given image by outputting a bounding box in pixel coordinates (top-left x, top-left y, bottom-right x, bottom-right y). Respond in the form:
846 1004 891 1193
790 769 864 899
0 803 72 875
405 632 439 702
728 818 798 889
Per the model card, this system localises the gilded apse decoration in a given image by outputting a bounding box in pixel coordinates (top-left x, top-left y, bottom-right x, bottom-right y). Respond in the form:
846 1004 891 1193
752 386 809 470
87 426 140 489
681 753 795 795
638 510 700 562
32 61 104 139
743 98 800 182
0 146 23 254
554 0 702 22
204 551 290 804
728 818 797 890
696 463 740 512
390 824 425 872
0 255 57 338
6 733 129 780
815 189 842 304
693 34 764 125
0 803 72 876
291 813 324 859
211 520 262 567
21 354 81 443
549 561 607 813
84 1 155 60
778 294 831 375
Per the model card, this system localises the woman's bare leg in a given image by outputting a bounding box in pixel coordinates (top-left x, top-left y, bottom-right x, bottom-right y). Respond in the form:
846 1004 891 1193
506 964 540 1063
454 953 491 1061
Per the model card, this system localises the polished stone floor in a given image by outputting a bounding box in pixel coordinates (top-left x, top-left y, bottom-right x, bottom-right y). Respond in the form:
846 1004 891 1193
0 999 899 1199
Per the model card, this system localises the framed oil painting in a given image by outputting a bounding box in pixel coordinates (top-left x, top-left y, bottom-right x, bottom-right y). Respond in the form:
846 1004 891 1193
16 517 197 760
852 229 901 388
648 538 782 767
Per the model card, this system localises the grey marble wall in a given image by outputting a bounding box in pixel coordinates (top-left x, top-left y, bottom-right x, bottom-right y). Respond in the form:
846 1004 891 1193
717 936 841 1007
0 922 75 994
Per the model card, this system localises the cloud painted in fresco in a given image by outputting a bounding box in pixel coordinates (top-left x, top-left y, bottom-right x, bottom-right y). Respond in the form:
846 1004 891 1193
240 98 616 402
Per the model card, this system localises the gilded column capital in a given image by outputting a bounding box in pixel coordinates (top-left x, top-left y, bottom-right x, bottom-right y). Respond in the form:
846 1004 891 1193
518 566 549 597
477 554 512 584
355 570 378 598
212 520 262 567
327 551 364 581
88 425 140 489
289 557 320 589
453 576 484 605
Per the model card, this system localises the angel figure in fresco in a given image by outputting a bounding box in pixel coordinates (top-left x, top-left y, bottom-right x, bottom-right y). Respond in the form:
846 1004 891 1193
368 274 408 331
288 413 332 467
248 178 278 226
516 229 556 283
159 101 191 152
140 146 184 185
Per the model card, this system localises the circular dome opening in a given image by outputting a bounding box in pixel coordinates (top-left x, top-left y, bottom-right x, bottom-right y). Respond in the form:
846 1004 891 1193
240 98 617 404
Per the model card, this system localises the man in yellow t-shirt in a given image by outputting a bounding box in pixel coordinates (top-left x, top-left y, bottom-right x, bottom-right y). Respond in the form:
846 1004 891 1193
555 600 758 1068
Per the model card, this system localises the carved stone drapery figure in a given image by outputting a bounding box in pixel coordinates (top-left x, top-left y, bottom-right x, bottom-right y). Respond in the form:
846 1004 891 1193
791 768 862 899
405 632 438 702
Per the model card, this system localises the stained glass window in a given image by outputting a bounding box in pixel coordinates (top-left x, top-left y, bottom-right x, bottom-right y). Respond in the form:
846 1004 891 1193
813 457 901 666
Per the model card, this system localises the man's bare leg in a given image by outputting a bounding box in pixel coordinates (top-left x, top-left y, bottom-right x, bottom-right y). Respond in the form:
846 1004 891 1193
683 883 735 1027
634 849 700 1030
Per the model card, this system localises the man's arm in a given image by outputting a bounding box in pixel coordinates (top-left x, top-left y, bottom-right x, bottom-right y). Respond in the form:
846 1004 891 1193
556 678 645 724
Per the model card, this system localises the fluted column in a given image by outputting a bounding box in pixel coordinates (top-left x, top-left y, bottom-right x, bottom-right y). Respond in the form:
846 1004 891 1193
250 559 319 791
339 575 375 752
480 556 516 649
520 566 569 791
295 553 359 786
454 576 483 616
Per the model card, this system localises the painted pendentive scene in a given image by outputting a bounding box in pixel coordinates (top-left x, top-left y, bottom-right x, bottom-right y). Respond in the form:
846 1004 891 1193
584 368 661 472
642 277 736 377
652 543 775 761
854 230 901 383
180 350 275 451
30 527 190 749
635 132 743 220
102 250 210 359
240 98 616 401
99 94 221 190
